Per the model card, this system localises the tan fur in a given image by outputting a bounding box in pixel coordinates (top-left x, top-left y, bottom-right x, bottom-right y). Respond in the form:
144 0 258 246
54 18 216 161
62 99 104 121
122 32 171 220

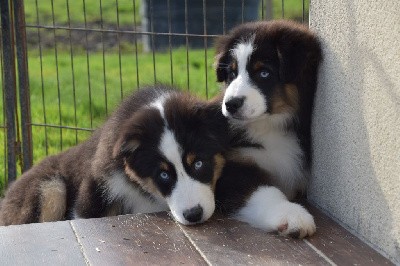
271 84 299 114
232 61 237 71
39 178 67 222
212 154 225 190
160 162 169 171
186 153 196 166
253 61 265 71
125 163 163 198
106 202 123 216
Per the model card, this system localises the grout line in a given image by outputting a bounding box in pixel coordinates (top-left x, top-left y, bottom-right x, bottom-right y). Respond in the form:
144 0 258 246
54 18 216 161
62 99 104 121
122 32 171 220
69 220 91 266
303 239 337 266
176 221 212 266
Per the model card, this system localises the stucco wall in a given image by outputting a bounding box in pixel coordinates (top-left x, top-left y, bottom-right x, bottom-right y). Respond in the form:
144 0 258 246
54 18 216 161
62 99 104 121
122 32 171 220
309 1 400 264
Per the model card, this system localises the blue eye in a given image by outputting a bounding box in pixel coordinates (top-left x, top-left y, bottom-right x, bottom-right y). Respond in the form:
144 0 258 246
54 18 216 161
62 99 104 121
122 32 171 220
229 71 236 79
194 160 203 170
160 171 169 180
260 71 269 78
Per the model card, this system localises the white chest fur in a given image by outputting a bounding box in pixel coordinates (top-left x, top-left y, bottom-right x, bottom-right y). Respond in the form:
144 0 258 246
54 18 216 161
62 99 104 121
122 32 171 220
231 114 307 199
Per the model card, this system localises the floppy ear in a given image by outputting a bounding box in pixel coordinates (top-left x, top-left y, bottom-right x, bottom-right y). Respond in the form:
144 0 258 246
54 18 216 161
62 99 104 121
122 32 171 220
215 52 229 82
202 102 230 150
112 135 141 159
276 34 322 84
214 35 232 83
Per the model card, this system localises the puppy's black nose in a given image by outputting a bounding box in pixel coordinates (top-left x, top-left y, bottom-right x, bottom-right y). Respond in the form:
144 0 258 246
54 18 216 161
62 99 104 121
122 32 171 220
183 205 203 223
225 96 245 114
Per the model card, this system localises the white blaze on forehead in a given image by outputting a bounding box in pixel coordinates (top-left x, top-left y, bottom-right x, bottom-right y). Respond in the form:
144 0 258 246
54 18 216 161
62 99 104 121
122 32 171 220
231 37 255 75
149 94 168 120
158 122 215 225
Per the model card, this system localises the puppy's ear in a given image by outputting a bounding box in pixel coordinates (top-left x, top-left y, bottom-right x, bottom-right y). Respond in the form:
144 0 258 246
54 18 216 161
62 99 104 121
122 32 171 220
214 35 232 83
215 52 229 82
112 135 140 159
276 32 322 84
203 102 230 150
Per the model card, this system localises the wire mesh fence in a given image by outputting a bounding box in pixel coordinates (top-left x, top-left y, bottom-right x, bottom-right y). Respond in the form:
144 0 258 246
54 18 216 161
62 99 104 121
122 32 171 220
0 0 309 191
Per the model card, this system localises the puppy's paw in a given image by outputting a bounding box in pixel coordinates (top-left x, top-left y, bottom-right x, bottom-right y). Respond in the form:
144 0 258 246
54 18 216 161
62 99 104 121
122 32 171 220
276 203 316 238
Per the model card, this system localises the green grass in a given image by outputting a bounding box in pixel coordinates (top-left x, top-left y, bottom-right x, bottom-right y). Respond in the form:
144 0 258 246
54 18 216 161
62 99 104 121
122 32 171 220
30 48 216 159
25 0 141 26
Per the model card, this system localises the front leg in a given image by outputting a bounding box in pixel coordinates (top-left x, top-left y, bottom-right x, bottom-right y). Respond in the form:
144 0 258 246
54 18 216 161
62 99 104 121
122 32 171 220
233 185 315 238
215 161 315 238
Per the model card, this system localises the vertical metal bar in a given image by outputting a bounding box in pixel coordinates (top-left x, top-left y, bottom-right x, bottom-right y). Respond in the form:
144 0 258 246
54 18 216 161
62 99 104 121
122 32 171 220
241 0 244 23
66 0 78 144
50 0 63 151
99 0 108 115
264 0 273 20
149 0 157 84
13 0 32 171
184 0 190 90
35 0 48 155
132 0 140 88
261 0 265 20
1 0 17 182
82 0 93 128
0 32 7 181
222 0 226 34
202 0 208 99
167 0 174 85
115 0 124 99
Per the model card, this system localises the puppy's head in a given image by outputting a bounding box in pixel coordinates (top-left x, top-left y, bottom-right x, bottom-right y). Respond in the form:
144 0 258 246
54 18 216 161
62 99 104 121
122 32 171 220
215 20 322 122
113 92 228 225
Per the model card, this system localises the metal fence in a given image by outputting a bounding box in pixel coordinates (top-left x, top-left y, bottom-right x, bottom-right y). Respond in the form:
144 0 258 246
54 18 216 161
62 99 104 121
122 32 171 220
0 0 309 191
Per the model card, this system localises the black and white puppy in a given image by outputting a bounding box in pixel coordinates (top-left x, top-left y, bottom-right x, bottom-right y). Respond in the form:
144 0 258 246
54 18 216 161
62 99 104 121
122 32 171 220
0 85 228 226
215 20 322 200
0 85 316 237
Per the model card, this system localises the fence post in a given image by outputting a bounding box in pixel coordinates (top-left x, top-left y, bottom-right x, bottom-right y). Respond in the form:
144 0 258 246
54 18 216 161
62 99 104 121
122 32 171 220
13 0 32 172
0 0 17 182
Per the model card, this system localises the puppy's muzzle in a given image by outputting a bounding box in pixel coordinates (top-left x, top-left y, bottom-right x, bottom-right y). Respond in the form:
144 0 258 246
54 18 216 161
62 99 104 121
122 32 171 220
225 96 245 115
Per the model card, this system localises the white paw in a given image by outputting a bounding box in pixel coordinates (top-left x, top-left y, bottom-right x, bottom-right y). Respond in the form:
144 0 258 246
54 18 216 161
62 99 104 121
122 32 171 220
275 203 316 238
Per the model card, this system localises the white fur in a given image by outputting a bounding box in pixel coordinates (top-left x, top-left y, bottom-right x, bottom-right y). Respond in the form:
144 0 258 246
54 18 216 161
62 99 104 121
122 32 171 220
222 39 267 119
106 171 169 214
149 94 169 120
231 114 307 199
158 125 215 225
234 186 315 238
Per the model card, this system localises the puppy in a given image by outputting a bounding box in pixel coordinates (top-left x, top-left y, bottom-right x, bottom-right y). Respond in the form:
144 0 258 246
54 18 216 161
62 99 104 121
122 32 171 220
215 20 322 200
0 85 228 226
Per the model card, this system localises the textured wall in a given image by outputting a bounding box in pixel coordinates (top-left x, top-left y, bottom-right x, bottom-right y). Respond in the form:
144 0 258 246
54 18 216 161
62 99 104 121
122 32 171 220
309 1 400 264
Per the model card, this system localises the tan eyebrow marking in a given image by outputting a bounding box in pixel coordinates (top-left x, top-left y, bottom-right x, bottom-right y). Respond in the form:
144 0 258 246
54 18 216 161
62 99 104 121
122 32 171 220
253 61 265 71
160 162 169 171
231 61 237 71
186 153 196 166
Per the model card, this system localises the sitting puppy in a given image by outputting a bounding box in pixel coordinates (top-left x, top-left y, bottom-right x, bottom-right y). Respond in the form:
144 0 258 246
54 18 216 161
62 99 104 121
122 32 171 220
215 20 322 200
0 85 315 237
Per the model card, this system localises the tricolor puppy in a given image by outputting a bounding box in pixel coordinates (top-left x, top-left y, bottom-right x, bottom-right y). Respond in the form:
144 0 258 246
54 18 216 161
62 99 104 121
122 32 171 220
0 85 228 226
215 20 322 199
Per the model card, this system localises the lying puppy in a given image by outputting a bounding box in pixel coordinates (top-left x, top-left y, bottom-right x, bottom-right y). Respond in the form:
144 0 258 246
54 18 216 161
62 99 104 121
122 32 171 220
215 20 322 200
0 85 315 237
0 85 228 226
